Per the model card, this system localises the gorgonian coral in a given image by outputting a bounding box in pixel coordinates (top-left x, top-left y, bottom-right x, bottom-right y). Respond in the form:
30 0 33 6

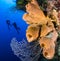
10 38 41 61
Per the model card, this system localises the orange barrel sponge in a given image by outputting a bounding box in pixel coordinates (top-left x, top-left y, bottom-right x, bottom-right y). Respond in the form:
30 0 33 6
26 25 40 42
23 13 47 25
40 25 53 37
23 13 47 24
43 47 55 59
26 3 46 19
23 2 48 25
23 13 34 24
39 37 53 49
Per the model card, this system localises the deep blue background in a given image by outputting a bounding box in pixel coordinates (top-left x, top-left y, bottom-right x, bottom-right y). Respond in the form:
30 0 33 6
0 0 28 61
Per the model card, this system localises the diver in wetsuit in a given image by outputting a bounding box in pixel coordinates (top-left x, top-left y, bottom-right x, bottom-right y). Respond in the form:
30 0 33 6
6 20 12 30
12 22 20 34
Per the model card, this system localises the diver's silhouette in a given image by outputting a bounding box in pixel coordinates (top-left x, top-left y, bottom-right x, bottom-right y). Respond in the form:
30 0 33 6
12 22 20 34
6 20 12 30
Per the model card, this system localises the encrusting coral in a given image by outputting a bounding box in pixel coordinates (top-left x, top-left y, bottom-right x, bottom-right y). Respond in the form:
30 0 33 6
23 0 59 60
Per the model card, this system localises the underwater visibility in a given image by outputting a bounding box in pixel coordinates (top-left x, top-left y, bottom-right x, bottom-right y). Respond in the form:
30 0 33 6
10 0 60 61
0 0 60 61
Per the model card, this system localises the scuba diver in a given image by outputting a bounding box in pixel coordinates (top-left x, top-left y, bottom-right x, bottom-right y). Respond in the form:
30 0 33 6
12 22 20 34
6 20 12 30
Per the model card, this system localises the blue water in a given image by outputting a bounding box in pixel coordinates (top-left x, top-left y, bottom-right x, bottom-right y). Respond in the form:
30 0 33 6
0 0 28 61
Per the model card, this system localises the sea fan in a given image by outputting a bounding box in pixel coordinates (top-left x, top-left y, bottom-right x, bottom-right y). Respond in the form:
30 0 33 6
10 38 42 61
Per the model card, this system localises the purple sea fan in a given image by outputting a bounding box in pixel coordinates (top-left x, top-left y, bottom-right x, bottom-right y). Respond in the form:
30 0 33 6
10 38 42 61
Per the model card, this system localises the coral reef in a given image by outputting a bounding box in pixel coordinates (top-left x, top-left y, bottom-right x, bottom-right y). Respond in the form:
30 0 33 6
23 0 60 60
